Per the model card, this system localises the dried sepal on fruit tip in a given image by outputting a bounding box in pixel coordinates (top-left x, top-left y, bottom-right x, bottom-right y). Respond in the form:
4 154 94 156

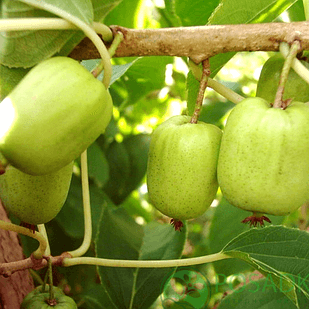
242 212 271 227
20 222 36 233
170 218 184 231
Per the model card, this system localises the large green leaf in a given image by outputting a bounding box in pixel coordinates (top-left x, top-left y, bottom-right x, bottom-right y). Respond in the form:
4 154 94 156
208 0 298 76
174 0 219 26
111 56 173 108
95 206 187 309
87 141 109 188
0 0 76 67
55 174 109 239
217 278 298 309
208 198 285 277
104 0 142 28
0 64 29 100
104 134 151 205
222 226 309 306
19 0 93 23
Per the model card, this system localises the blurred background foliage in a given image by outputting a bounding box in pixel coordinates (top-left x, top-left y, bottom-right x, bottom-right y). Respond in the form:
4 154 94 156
3 0 308 308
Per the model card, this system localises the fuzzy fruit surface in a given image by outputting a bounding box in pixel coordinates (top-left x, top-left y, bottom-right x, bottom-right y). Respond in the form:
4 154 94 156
256 54 309 103
217 97 309 216
0 56 113 175
21 285 77 308
147 115 222 221
0 153 73 225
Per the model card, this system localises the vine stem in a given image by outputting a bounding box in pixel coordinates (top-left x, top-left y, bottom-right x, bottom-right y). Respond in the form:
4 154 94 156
188 60 244 104
37 224 51 256
92 31 124 78
273 40 301 108
279 42 309 84
67 150 92 258
0 220 47 259
0 18 113 41
62 252 231 268
190 59 210 124
18 1 112 88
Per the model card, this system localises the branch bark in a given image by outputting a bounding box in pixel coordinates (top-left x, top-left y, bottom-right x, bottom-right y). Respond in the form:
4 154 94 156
69 21 309 63
0 201 34 309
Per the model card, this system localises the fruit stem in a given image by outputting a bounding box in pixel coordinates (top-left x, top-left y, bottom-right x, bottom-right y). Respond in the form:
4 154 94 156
273 40 301 108
280 41 309 84
0 18 113 41
0 220 47 259
92 31 124 78
47 257 55 303
67 150 92 258
62 252 231 268
190 59 211 124
188 59 245 104
37 224 51 256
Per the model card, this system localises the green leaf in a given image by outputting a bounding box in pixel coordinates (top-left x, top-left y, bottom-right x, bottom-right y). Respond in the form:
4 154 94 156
103 140 131 204
174 0 220 26
0 64 29 101
0 0 76 67
19 0 94 23
112 56 173 108
81 59 138 86
104 134 151 205
208 198 284 277
287 0 305 22
217 278 298 309
103 0 142 28
87 141 109 188
222 226 309 306
80 284 118 309
55 174 109 239
208 0 298 76
92 0 122 22
95 206 186 309
161 0 182 27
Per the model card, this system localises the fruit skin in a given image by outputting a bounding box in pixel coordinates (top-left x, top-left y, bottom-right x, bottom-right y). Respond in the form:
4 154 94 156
0 56 113 175
256 54 309 103
217 97 309 216
0 153 73 225
21 285 77 308
147 115 222 221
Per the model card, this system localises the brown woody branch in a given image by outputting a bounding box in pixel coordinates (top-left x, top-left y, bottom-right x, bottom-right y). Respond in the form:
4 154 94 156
69 21 309 63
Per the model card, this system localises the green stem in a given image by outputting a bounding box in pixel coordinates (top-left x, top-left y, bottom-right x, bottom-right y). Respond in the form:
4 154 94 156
92 31 124 78
0 220 47 259
18 1 112 88
67 150 92 257
63 252 231 268
190 59 210 124
37 224 51 256
0 18 113 41
188 59 244 104
47 258 54 301
273 41 301 108
280 42 309 84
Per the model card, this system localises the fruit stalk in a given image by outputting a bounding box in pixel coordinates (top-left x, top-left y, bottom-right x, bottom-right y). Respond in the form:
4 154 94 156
67 151 92 258
190 59 210 124
188 60 244 104
92 31 124 78
0 220 47 259
273 40 301 108
280 42 309 84
63 252 231 268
